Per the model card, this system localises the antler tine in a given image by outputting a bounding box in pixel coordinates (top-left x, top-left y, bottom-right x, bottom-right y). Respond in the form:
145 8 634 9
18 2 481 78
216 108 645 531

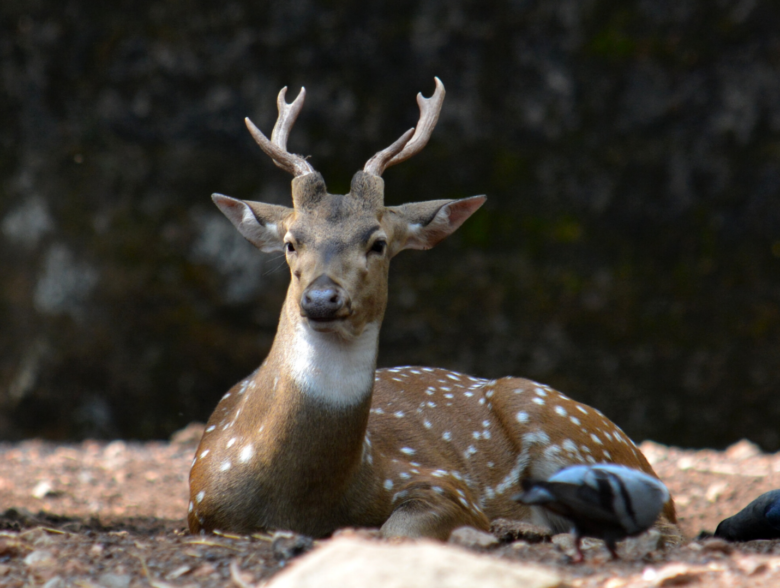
363 77 446 177
244 86 315 177
271 87 305 152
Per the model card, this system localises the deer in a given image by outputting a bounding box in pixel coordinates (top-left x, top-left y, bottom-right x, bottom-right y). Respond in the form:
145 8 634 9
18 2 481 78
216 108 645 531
188 78 677 543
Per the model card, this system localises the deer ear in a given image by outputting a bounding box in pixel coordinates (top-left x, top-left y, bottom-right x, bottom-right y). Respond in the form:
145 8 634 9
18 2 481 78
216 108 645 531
389 195 486 252
212 194 292 252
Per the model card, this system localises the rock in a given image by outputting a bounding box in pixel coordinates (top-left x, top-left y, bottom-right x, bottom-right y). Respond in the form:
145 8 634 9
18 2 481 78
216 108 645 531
490 519 552 544
643 563 706 587
265 536 563 588
724 440 762 460
272 531 315 562
170 422 206 446
734 555 770 576
621 529 663 559
449 526 499 549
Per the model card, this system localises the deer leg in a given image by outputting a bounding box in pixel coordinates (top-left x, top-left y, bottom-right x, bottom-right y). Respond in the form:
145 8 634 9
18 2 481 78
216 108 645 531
380 484 489 540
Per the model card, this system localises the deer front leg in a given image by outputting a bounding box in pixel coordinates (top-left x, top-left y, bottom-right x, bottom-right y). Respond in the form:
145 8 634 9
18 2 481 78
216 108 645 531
380 481 490 540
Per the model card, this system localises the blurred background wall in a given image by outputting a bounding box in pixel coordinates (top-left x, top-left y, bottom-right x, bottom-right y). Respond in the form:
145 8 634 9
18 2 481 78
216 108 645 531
1 0 779 449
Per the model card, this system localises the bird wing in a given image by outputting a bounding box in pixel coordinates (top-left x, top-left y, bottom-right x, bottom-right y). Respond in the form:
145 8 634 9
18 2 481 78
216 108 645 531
542 481 621 525
766 500 780 531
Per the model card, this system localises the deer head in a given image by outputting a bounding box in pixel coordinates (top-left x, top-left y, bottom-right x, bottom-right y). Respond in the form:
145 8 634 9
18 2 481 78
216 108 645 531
212 78 485 341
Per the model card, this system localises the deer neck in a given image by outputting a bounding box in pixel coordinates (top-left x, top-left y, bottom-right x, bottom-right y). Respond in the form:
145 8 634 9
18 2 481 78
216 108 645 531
272 290 380 408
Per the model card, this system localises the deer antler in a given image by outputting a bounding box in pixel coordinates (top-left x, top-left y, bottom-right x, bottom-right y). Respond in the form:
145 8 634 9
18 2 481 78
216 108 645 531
363 77 446 177
245 87 316 177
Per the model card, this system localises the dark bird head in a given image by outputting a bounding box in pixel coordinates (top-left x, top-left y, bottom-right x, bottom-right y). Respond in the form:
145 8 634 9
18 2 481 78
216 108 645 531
714 489 780 542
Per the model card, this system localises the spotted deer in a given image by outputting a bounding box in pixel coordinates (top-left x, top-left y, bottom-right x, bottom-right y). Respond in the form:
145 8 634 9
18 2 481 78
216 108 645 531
188 78 676 540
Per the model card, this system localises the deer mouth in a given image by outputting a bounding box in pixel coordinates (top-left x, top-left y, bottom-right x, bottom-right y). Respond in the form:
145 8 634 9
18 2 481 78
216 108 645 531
305 315 350 331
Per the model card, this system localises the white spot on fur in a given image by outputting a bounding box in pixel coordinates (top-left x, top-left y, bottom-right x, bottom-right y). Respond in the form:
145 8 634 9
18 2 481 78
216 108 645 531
423 419 432 429
239 444 254 463
554 406 567 417
196 491 205 503
442 431 452 441
590 433 603 445
384 479 393 490
219 461 231 471
394 411 405 418
400 447 416 455
516 411 529 424
522 430 551 446
532 397 545 406
205 425 215 433
570 416 581 426
200 449 210 458
227 438 236 448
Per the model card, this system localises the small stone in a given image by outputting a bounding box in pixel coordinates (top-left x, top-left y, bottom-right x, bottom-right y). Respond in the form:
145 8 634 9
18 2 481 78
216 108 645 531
165 565 192 580
704 482 728 503
490 519 552 544
272 531 314 562
724 439 762 460
97 573 132 588
31 481 53 499
42 577 64 588
192 563 218 577
734 555 769 576
0 539 21 557
621 529 662 559
653 563 704 586
24 550 54 567
700 537 733 554
449 526 499 549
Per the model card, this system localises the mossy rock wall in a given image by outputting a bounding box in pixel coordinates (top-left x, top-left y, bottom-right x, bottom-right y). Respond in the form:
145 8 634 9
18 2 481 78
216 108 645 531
1 0 779 448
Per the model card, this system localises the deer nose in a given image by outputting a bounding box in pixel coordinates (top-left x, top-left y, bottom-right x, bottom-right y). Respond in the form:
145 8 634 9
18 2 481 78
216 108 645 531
301 275 347 321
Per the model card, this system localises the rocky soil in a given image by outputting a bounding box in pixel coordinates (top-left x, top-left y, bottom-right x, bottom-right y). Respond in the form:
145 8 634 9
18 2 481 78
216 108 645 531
0 429 779 587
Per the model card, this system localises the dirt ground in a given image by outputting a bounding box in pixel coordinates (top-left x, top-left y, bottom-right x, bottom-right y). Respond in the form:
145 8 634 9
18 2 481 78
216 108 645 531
0 426 779 588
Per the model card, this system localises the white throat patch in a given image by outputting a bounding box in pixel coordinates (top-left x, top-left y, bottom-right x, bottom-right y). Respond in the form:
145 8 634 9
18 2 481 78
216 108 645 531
288 322 379 407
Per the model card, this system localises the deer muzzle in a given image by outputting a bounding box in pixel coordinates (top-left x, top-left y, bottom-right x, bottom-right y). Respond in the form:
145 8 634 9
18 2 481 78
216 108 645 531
301 275 350 323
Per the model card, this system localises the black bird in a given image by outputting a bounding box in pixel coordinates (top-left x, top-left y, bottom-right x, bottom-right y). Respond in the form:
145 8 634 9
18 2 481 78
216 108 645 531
514 464 669 561
714 489 780 541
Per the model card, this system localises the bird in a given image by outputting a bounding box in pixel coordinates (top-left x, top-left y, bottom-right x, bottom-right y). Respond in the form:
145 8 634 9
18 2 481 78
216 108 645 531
714 489 780 541
514 463 669 561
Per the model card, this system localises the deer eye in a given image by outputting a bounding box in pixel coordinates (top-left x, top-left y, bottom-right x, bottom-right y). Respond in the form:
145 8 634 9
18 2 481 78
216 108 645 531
285 242 296 254
369 239 387 255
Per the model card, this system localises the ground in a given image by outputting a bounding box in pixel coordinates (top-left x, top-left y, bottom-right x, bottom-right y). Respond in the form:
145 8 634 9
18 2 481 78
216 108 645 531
0 426 779 588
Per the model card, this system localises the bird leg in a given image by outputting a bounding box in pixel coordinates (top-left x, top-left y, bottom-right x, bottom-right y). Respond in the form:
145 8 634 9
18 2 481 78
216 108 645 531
570 535 585 563
605 539 620 560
